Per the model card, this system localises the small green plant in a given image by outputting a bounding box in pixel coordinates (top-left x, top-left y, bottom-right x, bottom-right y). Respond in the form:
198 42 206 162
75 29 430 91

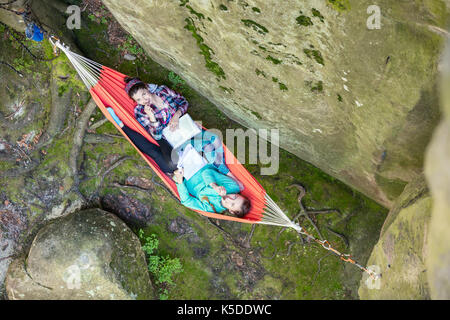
13 57 33 74
138 230 183 300
120 35 144 56
168 71 186 91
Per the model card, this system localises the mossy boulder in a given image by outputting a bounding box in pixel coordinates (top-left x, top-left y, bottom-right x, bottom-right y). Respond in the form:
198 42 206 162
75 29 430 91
99 0 449 207
5 209 155 300
358 175 431 299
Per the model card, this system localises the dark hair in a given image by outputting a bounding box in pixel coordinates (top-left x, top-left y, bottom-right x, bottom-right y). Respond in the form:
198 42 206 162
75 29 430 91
124 77 147 100
231 198 251 218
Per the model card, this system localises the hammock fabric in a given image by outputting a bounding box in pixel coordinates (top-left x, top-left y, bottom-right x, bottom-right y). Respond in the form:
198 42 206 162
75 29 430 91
52 39 301 231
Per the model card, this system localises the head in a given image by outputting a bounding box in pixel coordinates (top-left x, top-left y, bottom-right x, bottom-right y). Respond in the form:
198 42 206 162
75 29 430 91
124 77 150 105
221 194 251 218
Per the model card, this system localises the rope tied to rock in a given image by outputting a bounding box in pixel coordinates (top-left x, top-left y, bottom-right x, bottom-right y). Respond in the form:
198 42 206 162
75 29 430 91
287 184 380 280
293 218 380 280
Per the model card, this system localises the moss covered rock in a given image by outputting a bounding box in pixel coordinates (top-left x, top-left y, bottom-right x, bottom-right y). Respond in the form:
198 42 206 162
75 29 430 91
358 175 431 299
5 209 155 300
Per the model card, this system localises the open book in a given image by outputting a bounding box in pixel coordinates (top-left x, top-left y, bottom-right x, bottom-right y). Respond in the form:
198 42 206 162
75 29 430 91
162 114 201 149
177 144 208 180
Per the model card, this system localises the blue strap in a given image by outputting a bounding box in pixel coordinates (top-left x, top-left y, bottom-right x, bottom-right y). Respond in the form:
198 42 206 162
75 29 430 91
106 107 123 127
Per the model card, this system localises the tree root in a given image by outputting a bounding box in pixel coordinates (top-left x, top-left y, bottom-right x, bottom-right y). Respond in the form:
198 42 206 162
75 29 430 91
89 117 108 130
69 98 98 202
84 133 116 144
288 183 324 240
151 175 179 202
98 156 133 190
325 226 349 248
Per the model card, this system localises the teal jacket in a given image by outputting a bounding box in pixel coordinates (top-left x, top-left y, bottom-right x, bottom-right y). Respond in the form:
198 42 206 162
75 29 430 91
176 164 240 213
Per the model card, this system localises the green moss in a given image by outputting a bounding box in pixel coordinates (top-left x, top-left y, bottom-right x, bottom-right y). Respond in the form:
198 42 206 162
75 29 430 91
255 68 267 77
304 48 324 65
327 0 350 12
186 5 205 20
241 19 269 35
266 55 282 64
272 77 278 82
258 45 267 52
219 4 228 11
337 94 343 102
296 15 313 26
252 7 261 13
311 81 324 93
0 161 16 172
250 110 263 119
218 86 234 94
279 82 288 91
312 8 325 22
374 174 408 201
183 18 226 80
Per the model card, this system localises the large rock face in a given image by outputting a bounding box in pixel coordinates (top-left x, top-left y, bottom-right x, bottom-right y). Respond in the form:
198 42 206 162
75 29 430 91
358 175 431 299
359 39 450 300
424 41 450 299
5 209 155 300
100 0 449 207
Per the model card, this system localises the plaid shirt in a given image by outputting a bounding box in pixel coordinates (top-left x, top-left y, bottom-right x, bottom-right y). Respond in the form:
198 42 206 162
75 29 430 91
134 84 189 140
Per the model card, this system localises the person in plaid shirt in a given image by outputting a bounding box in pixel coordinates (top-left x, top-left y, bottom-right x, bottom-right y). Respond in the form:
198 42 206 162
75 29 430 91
125 77 189 140
124 77 244 190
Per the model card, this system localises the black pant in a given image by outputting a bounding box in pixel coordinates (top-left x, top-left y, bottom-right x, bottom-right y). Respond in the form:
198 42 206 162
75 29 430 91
122 125 178 174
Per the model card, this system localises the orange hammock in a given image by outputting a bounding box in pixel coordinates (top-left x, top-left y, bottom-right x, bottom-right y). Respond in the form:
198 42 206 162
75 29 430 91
51 39 299 230
92 67 267 224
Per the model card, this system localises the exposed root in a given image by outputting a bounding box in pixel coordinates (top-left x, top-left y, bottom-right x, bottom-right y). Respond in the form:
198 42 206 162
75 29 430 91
98 156 133 190
89 117 108 130
289 183 324 240
325 226 349 248
69 98 98 203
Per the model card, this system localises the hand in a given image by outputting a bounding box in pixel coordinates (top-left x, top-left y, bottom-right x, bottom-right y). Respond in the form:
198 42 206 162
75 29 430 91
168 113 180 131
172 168 184 184
144 105 157 122
211 183 226 196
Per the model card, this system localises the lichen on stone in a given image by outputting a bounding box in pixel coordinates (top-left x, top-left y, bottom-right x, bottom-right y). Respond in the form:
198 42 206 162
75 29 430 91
241 19 269 35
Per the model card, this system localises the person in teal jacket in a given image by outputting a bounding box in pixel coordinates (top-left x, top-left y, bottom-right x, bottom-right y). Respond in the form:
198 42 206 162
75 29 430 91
173 164 251 217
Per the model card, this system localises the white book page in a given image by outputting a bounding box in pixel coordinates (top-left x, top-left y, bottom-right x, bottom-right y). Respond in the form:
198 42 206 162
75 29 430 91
177 145 208 180
162 114 201 149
